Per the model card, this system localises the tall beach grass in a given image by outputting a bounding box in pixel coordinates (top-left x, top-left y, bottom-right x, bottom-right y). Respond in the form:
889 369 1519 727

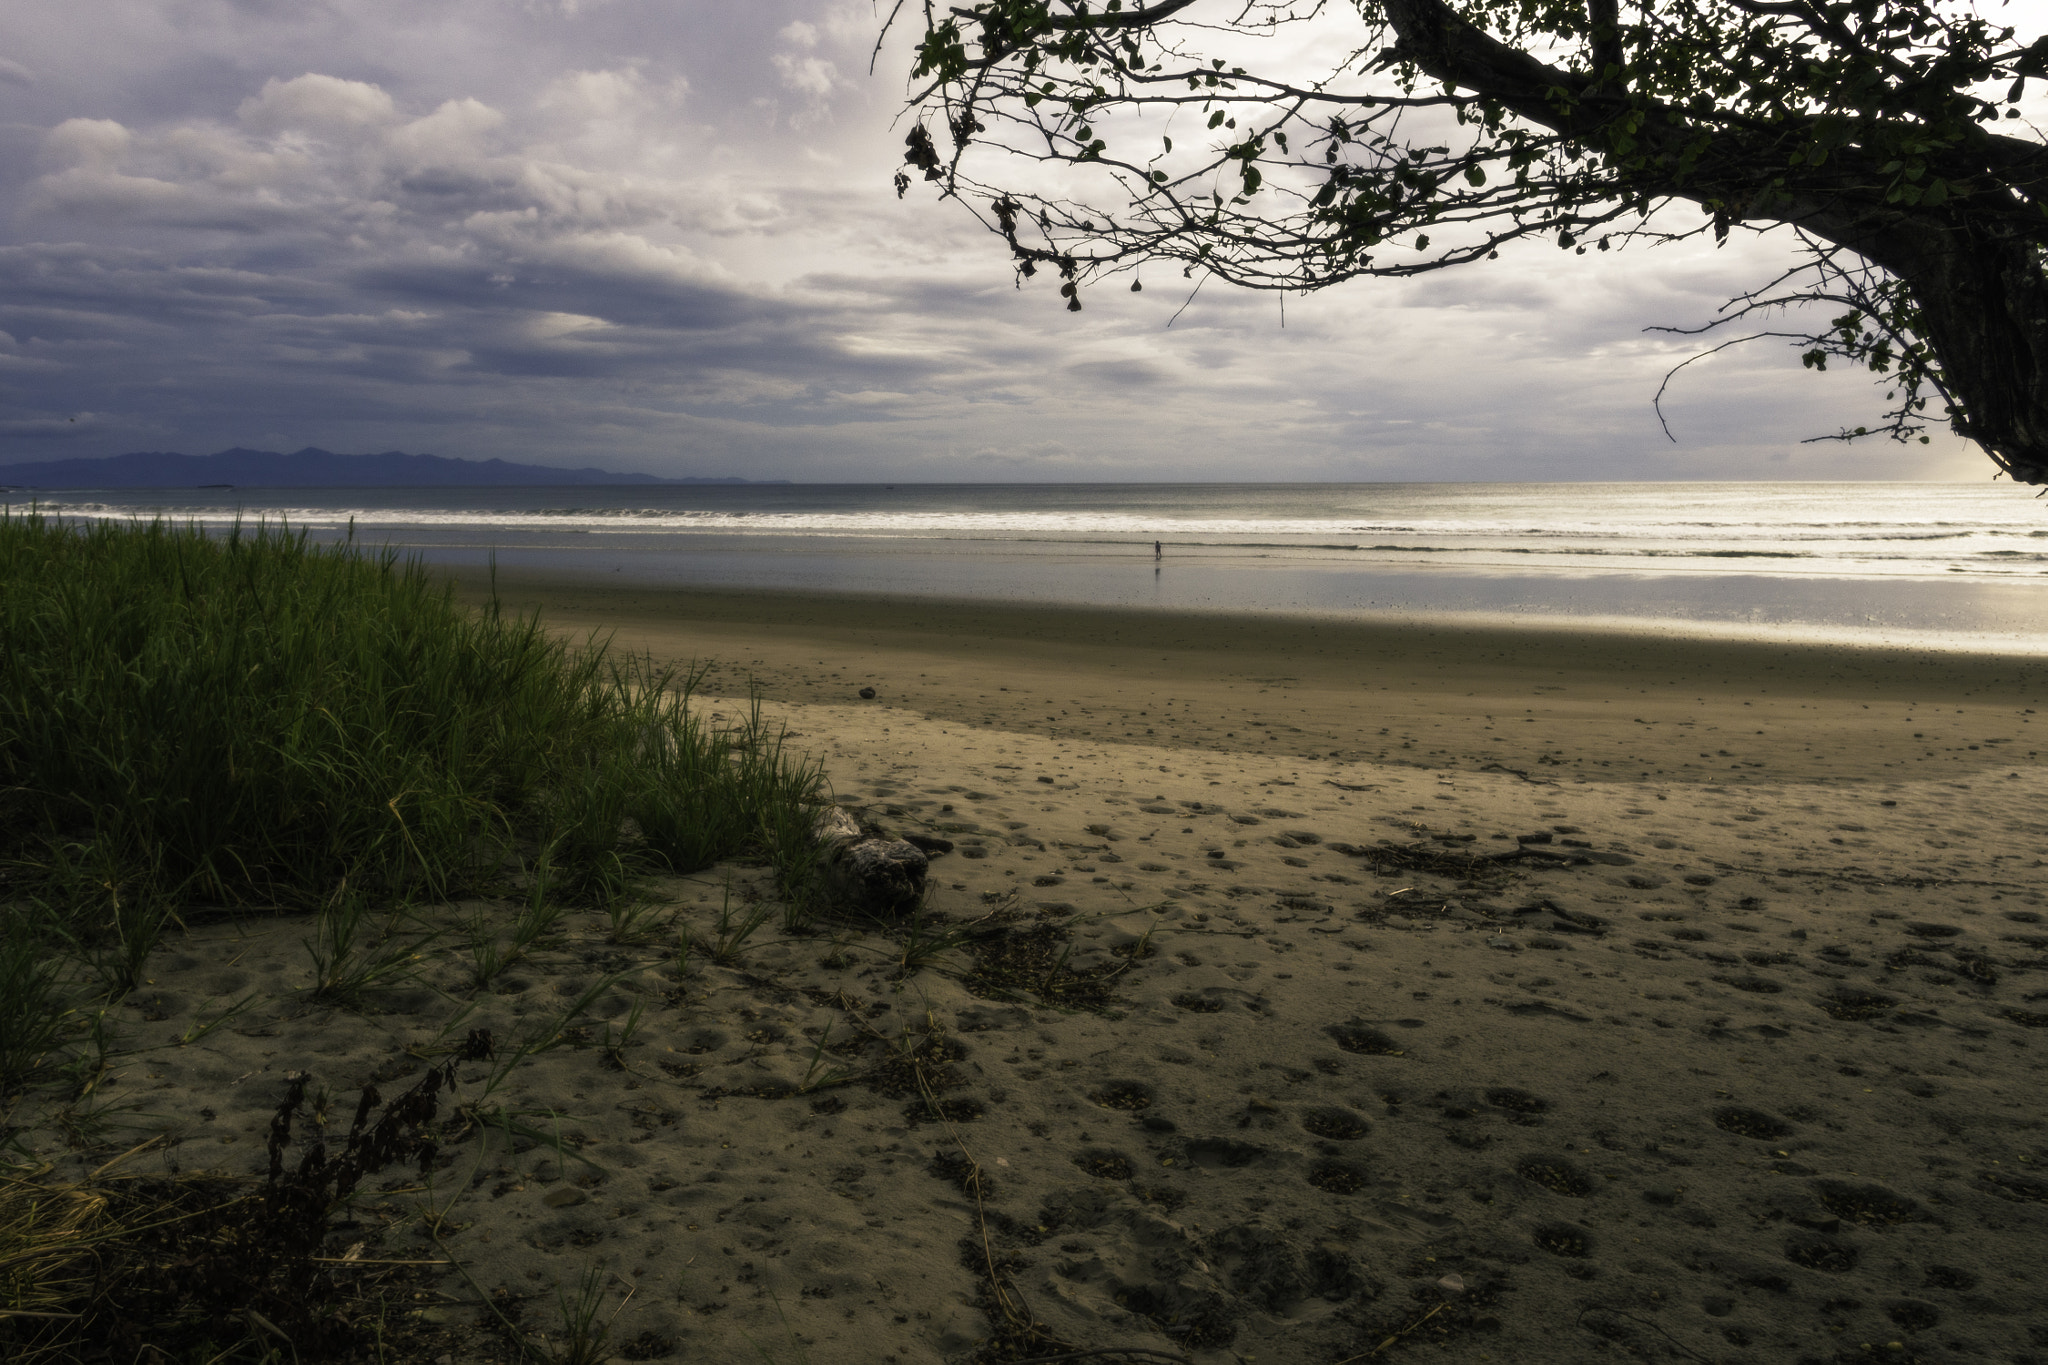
0 511 822 1077
0 510 833 1362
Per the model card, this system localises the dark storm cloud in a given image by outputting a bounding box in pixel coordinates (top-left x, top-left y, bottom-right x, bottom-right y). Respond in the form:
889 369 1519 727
1069 358 1168 388
0 0 1988 479
351 261 767 333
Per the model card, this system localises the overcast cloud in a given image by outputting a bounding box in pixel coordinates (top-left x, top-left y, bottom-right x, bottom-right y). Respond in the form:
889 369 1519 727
0 0 1996 481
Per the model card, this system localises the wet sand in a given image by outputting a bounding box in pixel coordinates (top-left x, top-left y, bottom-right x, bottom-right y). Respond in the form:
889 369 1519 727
454 570 2048 788
42 575 2048 1365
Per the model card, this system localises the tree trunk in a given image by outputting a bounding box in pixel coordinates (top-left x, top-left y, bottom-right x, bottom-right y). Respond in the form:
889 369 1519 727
1871 223 2048 484
1377 0 2048 483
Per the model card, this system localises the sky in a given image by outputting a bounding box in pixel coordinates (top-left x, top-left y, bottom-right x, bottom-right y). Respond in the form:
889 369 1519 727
0 0 2011 482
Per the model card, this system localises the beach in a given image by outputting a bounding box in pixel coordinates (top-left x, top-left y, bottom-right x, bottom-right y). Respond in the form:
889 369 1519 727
49 574 2048 1364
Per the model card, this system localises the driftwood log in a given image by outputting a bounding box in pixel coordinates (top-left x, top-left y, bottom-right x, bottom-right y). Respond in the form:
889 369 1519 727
813 807 929 917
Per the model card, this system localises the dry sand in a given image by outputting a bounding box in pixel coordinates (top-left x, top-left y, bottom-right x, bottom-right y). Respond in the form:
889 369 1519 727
30 578 2048 1365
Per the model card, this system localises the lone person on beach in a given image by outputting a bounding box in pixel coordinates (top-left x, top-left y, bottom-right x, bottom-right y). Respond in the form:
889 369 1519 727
1154 540 1162 560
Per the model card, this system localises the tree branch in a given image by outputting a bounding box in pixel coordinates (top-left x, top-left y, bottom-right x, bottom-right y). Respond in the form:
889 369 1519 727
1379 0 1587 110
1587 0 1623 85
1036 0 1204 31
890 0 2048 480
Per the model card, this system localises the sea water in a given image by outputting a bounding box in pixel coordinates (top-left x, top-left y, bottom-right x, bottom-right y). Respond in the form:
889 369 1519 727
14 481 2048 650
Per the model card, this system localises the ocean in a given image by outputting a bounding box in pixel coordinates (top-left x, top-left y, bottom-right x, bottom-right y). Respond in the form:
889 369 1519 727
13 481 2048 651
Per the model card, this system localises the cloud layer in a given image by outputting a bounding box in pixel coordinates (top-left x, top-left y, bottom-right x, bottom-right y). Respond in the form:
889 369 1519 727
0 1 1990 480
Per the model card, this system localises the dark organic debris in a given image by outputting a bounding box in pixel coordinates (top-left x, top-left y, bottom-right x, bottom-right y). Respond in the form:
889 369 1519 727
3 1033 493 1364
1327 836 1562 883
266 1029 496 1245
961 908 1136 1011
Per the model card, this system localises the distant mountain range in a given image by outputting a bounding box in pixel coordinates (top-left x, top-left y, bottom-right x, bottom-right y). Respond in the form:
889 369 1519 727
0 447 783 488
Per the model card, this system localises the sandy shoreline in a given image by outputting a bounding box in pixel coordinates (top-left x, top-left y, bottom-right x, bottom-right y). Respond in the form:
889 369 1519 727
451 570 2046 788
26 576 2048 1364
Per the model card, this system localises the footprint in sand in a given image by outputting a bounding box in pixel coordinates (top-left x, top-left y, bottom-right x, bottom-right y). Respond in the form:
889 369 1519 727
1088 1080 1155 1111
905 1096 985 1125
1532 1223 1592 1257
1515 1156 1594 1197
1305 1159 1368 1194
680 1027 728 1054
1814 1180 1926 1225
1884 1300 1942 1331
1484 1087 1550 1124
1182 1137 1268 1170
928 1149 991 1197
1784 1233 1860 1272
1921 1265 1977 1291
1326 1021 1405 1055
1072 1149 1135 1180
1818 987 1896 1020
1712 1106 1794 1140
1298 1106 1370 1141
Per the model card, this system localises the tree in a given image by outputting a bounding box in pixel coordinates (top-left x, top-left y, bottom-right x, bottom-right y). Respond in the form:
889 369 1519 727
884 0 2048 482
